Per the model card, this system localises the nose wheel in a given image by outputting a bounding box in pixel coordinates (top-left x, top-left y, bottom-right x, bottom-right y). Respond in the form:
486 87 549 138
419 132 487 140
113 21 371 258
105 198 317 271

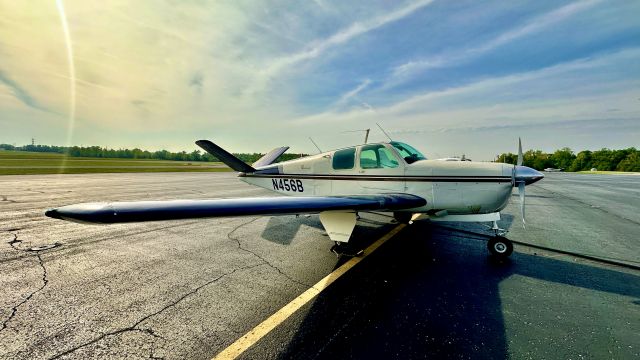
487 236 513 258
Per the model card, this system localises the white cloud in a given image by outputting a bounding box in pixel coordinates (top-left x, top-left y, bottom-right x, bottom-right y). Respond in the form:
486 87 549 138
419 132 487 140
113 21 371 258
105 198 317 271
334 79 372 107
0 1 276 135
1 0 637 157
387 0 603 87
246 0 435 94
292 48 640 139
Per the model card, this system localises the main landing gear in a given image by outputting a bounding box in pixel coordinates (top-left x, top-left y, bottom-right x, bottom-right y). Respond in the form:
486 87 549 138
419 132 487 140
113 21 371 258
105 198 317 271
487 221 513 259
330 242 364 257
393 211 413 224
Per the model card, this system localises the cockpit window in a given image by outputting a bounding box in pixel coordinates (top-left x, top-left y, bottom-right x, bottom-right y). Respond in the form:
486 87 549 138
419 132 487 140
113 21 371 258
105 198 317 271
391 141 427 164
332 148 356 170
360 144 399 169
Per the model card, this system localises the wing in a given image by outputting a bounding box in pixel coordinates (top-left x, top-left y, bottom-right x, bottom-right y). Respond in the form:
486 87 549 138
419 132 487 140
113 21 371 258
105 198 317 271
45 194 426 224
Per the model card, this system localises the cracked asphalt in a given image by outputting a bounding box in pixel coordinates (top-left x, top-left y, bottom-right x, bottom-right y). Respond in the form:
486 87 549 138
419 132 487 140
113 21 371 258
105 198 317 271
0 172 638 359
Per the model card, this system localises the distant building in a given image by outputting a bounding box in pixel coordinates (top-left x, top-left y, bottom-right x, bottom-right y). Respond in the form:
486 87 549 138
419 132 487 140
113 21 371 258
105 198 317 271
437 154 472 162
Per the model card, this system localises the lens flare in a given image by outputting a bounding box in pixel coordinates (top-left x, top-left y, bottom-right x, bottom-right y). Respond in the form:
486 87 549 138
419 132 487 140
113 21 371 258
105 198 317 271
55 0 76 172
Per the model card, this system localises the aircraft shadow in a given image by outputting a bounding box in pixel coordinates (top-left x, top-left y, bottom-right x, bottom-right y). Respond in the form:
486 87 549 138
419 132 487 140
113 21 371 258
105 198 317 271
261 214 394 246
272 221 640 359
261 216 325 245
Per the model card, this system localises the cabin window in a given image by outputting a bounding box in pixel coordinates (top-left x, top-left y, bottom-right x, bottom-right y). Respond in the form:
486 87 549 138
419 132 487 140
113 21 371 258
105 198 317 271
332 148 355 170
360 145 399 169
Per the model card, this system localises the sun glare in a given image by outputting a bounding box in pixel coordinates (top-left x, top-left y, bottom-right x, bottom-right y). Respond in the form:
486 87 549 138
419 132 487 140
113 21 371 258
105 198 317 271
54 0 76 171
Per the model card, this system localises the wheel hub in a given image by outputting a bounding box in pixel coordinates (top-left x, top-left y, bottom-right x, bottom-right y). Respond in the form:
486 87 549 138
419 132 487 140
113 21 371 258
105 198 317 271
494 242 507 253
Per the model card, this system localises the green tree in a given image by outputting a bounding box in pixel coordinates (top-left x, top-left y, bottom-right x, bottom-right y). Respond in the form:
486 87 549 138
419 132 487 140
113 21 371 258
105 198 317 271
569 150 592 171
497 152 517 165
550 147 575 170
616 150 640 171
189 150 202 161
591 149 615 171
522 150 552 170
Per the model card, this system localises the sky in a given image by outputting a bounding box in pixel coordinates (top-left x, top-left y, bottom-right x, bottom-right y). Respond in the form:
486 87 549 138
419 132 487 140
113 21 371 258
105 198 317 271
0 0 639 160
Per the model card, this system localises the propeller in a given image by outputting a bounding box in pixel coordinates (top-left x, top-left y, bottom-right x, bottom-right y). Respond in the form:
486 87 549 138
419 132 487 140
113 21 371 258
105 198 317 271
517 137 525 227
512 138 544 228
517 137 523 166
518 181 526 228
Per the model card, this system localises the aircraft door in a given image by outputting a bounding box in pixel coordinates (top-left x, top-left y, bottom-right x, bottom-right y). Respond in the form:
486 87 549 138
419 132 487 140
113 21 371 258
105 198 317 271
357 144 405 193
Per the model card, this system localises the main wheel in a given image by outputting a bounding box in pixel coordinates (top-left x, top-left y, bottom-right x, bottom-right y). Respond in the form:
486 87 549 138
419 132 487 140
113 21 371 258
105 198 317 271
487 236 513 258
393 212 413 224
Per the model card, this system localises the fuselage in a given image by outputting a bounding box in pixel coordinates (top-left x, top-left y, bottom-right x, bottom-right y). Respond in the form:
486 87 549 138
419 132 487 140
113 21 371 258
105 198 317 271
239 142 533 215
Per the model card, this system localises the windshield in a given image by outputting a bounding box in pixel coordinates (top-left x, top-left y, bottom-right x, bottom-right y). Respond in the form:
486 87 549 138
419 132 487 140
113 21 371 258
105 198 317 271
390 142 427 164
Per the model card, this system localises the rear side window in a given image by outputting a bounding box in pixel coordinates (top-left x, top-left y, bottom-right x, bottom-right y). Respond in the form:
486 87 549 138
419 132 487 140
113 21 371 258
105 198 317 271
332 148 355 170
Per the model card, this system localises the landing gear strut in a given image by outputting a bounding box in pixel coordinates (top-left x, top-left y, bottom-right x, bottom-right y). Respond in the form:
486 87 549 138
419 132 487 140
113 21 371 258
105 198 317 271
330 242 364 257
487 220 513 259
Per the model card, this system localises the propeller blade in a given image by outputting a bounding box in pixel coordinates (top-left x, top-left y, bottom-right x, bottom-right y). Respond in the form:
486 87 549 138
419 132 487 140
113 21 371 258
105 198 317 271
518 181 526 228
517 137 523 166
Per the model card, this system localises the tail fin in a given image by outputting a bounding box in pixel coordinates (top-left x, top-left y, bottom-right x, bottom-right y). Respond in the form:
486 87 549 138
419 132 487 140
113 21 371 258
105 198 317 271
253 146 289 168
196 140 255 173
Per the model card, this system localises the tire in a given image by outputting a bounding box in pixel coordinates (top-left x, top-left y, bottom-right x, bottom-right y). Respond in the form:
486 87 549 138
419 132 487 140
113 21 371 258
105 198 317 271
487 236 513 258
393 212 413 224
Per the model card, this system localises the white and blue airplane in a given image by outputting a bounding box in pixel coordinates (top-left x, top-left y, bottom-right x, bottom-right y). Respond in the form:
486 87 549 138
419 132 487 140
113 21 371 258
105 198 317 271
46 138 543 258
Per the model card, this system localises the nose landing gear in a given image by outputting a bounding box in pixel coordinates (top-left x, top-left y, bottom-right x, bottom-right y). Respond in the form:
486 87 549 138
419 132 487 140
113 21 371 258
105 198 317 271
487 220 513 259
487 236 513 258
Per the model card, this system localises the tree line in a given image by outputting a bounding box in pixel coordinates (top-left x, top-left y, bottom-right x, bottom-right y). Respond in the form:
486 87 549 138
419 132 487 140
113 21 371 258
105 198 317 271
2 143 638 172
497 147 639 172
0 144 305 164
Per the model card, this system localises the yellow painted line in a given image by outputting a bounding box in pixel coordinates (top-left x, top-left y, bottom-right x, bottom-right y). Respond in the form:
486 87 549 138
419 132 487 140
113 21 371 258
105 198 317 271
213 217 416 360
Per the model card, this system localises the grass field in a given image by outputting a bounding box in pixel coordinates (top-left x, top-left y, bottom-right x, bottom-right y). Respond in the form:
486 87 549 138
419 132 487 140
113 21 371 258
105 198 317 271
0 150 232 175
577 170 640 175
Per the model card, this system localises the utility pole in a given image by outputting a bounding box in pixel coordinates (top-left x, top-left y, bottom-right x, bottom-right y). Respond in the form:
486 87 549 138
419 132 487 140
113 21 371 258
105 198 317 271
32 138 35 146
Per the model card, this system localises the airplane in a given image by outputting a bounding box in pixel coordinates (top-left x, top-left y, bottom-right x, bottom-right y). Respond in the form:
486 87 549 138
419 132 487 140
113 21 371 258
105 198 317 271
436 155 471 162
45 138 543 259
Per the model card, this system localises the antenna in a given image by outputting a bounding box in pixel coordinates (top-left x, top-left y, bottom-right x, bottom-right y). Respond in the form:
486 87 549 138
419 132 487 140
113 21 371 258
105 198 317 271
341 129 370 143
376 123 392 141
309 137 322 153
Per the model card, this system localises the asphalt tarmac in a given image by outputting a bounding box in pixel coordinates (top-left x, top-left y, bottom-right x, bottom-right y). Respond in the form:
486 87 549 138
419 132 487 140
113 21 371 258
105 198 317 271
0 172 638 359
